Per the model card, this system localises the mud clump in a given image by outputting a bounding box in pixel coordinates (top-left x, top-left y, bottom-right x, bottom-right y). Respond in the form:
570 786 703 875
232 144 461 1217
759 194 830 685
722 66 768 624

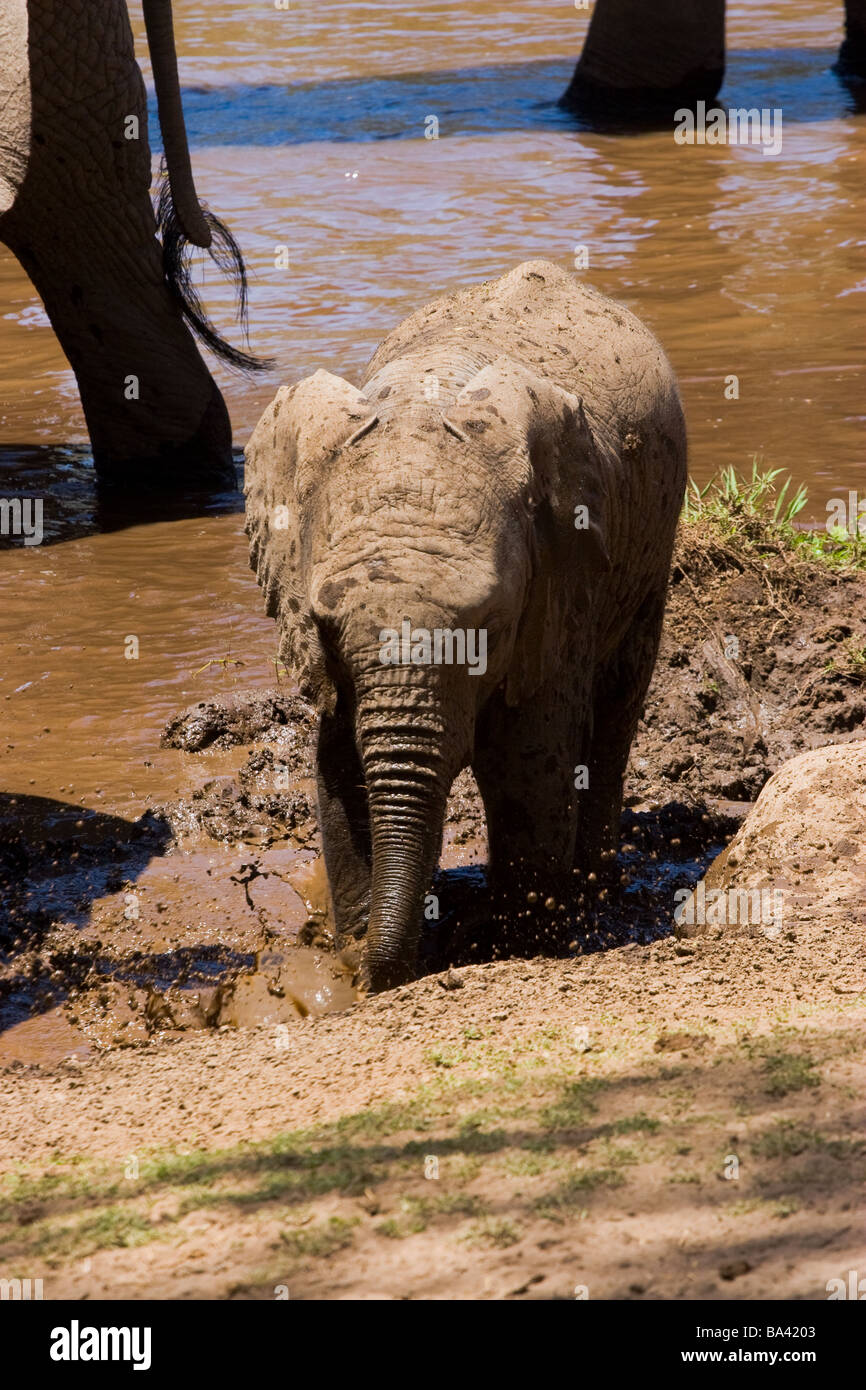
160 747 318 849
162 690 316 762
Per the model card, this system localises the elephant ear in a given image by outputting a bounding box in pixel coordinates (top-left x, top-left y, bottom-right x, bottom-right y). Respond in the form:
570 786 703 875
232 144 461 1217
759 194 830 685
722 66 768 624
244 370 378 713
443 356 611 706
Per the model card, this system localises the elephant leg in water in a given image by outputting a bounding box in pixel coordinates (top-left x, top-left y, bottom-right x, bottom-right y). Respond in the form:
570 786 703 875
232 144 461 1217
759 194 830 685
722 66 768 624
562 0 726 112
0 0 266 492
562 0 866 113
839 0 866 76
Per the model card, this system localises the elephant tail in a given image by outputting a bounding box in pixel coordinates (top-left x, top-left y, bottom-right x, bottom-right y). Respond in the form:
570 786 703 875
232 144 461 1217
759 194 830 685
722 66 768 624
155 169 273 374
143 0 270 373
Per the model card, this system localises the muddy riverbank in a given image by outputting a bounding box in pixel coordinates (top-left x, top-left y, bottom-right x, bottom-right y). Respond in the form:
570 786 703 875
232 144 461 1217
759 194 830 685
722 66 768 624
2 512 864 1064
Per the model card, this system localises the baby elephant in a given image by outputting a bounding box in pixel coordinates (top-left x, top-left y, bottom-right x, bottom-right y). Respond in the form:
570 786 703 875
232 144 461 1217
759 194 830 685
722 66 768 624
245 260 686 991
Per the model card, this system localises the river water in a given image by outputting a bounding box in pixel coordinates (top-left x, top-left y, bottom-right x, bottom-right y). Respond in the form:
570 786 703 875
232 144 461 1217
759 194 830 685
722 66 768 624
0 0 863 825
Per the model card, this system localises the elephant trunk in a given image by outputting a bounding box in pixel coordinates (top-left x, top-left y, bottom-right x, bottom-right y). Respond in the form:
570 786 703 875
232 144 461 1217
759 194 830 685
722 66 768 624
356 688 463 992
142 0 211 248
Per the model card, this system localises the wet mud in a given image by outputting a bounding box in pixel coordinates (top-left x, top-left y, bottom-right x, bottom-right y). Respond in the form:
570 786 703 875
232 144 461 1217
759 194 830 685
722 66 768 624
3 530 863 1064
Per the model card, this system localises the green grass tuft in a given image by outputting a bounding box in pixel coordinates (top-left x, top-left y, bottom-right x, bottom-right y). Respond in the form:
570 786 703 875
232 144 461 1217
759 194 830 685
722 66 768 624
682 460 866 569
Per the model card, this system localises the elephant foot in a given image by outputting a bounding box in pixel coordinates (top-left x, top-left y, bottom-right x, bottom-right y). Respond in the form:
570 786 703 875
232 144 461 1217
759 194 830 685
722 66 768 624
92 380 237 497
560 67 725 124
836 30 866 82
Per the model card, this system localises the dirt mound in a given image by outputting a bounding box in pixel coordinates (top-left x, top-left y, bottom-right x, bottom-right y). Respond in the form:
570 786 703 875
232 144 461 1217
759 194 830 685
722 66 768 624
161 747 317 850
2 932 864 1300
679 741 866 938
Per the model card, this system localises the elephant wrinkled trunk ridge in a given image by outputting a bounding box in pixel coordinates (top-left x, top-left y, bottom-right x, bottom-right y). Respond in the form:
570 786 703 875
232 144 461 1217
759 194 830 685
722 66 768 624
357 692 464 992
245 259 687 990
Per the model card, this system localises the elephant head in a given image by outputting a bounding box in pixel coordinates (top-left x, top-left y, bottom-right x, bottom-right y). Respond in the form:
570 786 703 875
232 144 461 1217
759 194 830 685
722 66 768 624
245 357 610 989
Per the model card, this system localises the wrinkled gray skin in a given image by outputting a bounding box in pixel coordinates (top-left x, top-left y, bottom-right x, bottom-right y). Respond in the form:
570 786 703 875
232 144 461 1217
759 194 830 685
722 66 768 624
246 260 687 992
0 0 242 490
563 0 866 109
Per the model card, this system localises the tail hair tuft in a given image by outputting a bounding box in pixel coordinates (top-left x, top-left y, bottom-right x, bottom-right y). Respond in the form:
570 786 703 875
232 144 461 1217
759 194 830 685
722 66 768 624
155 166 273 374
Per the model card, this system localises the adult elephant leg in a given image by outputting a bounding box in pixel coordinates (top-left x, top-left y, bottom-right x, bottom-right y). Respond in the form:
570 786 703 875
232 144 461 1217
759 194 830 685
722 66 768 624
838 0 866 78
472 683 584 957
316 700 372 966
562 0 726 115
0 0 235 491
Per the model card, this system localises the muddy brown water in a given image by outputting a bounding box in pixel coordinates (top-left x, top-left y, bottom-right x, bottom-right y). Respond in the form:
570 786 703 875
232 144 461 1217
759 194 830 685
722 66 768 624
0 1 863 1060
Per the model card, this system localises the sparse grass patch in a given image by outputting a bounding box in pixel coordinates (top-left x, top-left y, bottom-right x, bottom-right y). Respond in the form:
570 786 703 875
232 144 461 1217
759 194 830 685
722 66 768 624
730 1195 800 1220
20 1204 156 1260
428 1046 464 1069
771 1196 800 1219
279 1215 358 1258
751 1121 863 1162
605 1112 661 1137
597 1144 640 1167
450 1156 483 1182
464 1217 521 1248
540 1077 607 1130
751 1123 820 1159
762 1051 820 1098
499 1150 565 1178
534 1167 625 1219
453 1119 506 1154
375 1218 402 1239
372 1191 485 1239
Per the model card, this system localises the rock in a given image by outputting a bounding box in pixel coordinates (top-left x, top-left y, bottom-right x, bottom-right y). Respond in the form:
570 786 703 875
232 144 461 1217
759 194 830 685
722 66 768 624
438 968 464 990
676 741 866 939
